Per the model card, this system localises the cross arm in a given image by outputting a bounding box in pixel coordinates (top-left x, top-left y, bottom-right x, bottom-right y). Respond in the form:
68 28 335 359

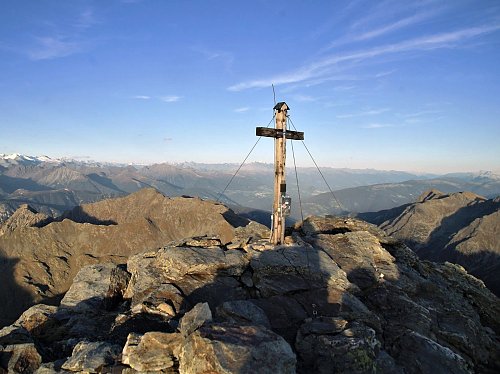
256 127 304 140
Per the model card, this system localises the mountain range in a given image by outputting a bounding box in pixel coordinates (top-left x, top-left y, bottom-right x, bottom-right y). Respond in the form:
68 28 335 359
1 153 499 224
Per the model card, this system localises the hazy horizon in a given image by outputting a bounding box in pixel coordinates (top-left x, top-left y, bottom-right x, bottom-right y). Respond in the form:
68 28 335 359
2 151 500 176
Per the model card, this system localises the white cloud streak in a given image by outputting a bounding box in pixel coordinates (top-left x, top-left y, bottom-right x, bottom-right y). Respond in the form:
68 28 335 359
401 109 442 118
361 123 395 129
331 10 439 48
160 96 182 103
133 95 151 100
234 107 250 113
358 13 430 40
228 24 500 91
337 108 391 118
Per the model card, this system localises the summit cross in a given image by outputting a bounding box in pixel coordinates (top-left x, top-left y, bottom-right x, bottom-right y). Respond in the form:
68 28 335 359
256 102 304 245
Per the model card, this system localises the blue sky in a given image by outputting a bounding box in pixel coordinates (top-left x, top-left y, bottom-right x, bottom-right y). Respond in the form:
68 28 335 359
0 0 499 173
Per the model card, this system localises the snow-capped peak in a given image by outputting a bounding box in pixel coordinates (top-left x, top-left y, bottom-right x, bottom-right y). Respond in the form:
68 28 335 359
0 153 61 166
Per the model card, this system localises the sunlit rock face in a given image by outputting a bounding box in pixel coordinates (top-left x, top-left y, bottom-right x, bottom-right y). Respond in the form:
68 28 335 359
364 189 500 295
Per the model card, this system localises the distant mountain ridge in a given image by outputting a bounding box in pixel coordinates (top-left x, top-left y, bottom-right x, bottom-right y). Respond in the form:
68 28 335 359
1 153 500 223
305 176 500 215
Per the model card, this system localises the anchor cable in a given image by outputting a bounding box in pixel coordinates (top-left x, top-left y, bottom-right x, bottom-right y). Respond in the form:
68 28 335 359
288 116 345 213
216 114 275 203
289 118 316 318
290 139 305 223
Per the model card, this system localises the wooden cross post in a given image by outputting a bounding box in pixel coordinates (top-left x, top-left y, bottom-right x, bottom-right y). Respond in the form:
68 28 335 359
256 102 304 245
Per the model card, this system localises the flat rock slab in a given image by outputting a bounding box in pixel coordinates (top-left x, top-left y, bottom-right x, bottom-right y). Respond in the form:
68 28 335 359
250 246 350 297
179 323 296 374
155 246 249 280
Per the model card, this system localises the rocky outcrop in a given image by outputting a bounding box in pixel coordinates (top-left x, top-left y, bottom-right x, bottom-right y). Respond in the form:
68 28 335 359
122 331 182 372
0 202 17 224
0 204 49 236
362 190 500 295
0 188 269 327
0 216 498 373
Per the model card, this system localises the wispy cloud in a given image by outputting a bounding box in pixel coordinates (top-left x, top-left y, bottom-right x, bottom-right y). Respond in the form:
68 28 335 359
28 36 83 60
361 123 395 129
324 101 351 108
330 10 439 48
234 107 250 113
160 96 182 103
337 108 390 118
358 12 433 41
228 24 500 91
192 46 234 69
22 8 99 60
132 95 182 103
349 0 441 32
292 94 316 102
75 9 97 30
401 109 442 118
334 85 356 91
374 70 396 78
404 115 445 124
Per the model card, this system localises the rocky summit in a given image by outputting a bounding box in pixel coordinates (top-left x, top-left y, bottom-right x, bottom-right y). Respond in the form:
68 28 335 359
0 188 269 327
0 215 499 373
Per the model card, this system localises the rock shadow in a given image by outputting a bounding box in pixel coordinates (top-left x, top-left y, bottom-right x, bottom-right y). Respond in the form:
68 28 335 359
229 208 271 227
52 206 118 226
0 175 52 194
221 209 250 228
357 203 412 226
86 174 126 194
0 253 34 328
